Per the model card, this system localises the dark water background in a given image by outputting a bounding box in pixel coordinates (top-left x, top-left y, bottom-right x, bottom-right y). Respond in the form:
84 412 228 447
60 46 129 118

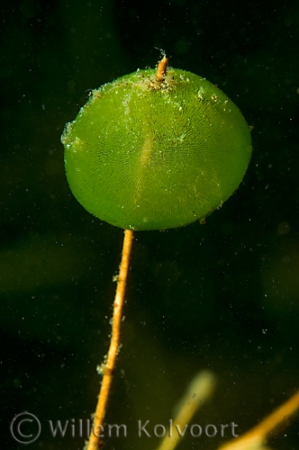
1 1 299 449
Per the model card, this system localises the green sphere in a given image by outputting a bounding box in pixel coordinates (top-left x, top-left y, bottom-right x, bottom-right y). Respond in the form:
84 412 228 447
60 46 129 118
61 67 251 230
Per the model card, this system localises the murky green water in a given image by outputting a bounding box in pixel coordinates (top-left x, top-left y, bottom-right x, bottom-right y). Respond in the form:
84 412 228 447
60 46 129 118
1 1 299 449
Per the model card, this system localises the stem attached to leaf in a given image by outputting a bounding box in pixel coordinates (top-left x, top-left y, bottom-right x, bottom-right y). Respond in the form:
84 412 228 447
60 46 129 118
86 229 134 450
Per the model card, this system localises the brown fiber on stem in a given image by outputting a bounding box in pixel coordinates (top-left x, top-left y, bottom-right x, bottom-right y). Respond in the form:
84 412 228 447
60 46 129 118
86 229 134 450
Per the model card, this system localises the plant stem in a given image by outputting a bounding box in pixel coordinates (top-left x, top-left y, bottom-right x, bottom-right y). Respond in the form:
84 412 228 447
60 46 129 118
86 229 134 450
156 55 168 81
155 371 216 450
218 389 299 450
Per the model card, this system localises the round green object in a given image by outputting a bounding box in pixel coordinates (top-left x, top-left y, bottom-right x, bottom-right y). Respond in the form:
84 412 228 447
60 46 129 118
61 67 251 230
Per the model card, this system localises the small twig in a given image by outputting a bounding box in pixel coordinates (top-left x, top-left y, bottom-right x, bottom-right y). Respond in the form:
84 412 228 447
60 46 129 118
86 229 134 450
218 389 299 450
156 56 168 81
155 371 216 450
